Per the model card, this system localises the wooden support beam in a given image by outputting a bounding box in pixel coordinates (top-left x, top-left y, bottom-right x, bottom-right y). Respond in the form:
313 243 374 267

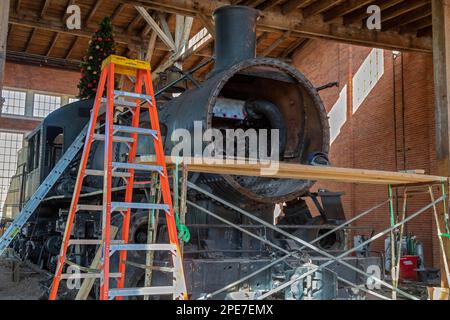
126 13 143 34
15 0 22 14
180 16 194 50
282 0 312 15
65 36 78 59
40 0 51 18
343 0 404 26
0 0 10 107
9 14 146 51
174 14 184 51
111 3 127 23
24 28 36 52
86 0 103 27
400 16 432 34
46 32 59 56
432 0 450 288
322 0 373 22
378 0 430 23
303 0 343 18
261 31 291 56
197 13 215 38
136 6 176 51
122 0 431 53
281 37 308 58
383 5 432 31
158 13 175 48
145 30 157 62
258 0 284 11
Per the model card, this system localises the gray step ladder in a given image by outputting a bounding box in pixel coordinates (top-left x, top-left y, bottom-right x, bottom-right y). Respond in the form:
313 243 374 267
0 126 88 256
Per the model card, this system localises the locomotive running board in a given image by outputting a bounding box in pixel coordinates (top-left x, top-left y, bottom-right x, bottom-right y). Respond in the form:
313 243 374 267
0 126 88 256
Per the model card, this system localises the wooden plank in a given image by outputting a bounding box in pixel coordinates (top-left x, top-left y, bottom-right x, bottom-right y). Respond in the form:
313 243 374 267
138 156 446 186
145 30 157 61
0 0 9 102
197 13 215 38
46 32 59 56
432 0 450 288
40 0 51 18
75 226 118 300
136 6 176 51
261 30 291 56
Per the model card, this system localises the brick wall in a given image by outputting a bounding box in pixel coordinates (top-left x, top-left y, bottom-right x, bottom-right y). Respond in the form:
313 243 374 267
1 62 80 133
293 40 441 268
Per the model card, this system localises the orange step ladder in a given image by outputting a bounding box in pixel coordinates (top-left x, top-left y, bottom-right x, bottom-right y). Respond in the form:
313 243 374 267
49 55 188 300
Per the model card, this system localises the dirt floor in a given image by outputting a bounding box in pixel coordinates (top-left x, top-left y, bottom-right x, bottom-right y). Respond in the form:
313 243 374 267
0 259 48 300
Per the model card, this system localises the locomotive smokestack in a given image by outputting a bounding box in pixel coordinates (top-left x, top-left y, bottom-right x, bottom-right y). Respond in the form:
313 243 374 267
212 5 259 73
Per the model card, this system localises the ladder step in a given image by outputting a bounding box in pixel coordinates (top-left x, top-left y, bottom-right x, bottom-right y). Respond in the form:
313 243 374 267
109 244 176 256
112 162 163 173
61 272 122 280
101 98 138 108
85 169 131 178
77 205 103 212
112 125 158 139
93 134 134 143
111 202 170 212
109 286 176 298
68 239 124 246
114 90 152 102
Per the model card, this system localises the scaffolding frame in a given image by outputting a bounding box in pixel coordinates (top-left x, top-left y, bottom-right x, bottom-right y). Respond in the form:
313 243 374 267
166 162 450 300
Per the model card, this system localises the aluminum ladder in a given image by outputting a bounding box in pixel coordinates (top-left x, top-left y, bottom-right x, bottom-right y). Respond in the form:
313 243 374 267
48 55 188 300
0 127 87 256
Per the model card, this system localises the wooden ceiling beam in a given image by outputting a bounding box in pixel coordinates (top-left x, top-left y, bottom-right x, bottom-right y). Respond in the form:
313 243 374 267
85 0 103 27
126 13 143 34
197 13 215 38
322 0 374 22
258 0 284 11
65 36 78 59
9 13 147 51
382 4 432 31
343 0 403 25
378 0 430 23
261 30 291 56
111 3 127 23
136 6 176 51
281 37 309 58
40 0 51 18
15 0 22 14
46 32 59 56
125 0 431 53
24 28 36 52
400 16 432 34
303 0 344 18
281 0 312 15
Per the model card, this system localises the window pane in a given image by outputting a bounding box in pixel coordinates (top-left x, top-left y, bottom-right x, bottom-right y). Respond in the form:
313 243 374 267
0 132 23 218
1 89 26 116
33 93 61 118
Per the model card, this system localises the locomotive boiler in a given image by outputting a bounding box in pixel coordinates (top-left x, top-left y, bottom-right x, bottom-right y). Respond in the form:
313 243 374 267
3 6 377 300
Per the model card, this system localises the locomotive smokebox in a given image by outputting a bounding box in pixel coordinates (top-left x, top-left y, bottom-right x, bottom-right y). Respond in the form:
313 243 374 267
158 5 330 204
212 6 259 74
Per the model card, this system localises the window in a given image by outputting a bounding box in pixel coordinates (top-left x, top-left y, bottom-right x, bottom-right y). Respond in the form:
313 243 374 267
69 97 79 104
33 93 61 118
1 89 26 116
0 132 24 218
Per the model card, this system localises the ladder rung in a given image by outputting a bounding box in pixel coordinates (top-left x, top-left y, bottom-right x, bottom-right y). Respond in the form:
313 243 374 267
93 134 134 143
109 286 176 298
61 272 122 280
114 90 152 102
77 205 103 212
111 202 170 212
109 244 176 256
68 239 124 246
112 162 163 173
112 125 158 139
85 169 131 178
101 98 138 108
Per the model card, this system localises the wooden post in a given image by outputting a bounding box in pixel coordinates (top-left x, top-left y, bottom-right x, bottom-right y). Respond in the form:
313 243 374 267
432 0 450 288
0 0 10 108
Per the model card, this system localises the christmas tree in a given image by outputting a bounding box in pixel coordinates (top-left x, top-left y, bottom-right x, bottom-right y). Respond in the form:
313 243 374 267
78 17 116 99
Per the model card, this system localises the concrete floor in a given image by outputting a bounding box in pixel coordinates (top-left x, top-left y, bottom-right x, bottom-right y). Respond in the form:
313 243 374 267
0 259 47 300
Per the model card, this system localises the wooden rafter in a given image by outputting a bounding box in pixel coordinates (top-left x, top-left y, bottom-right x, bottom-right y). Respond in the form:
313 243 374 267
40 0 51 18
65 36 78 59
136 6 176 51
15 0 22 14
24 28 36 52
303 0 344 18
46 32 59 56
197 13 215 38
282 0 313 15
281 37 309 58
111 3 127 23
322 0 374 22
383 4 432 30
85 0 103 27
343 0 404 25
261 31 291 56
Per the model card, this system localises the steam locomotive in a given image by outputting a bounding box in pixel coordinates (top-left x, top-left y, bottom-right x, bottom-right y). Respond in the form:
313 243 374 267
4 6 380 300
